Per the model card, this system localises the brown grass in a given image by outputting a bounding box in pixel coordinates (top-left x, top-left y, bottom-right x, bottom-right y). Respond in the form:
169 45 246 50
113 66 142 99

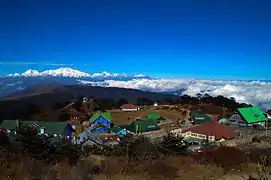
109 108 184 125
109 109 150 124
1 151 269 180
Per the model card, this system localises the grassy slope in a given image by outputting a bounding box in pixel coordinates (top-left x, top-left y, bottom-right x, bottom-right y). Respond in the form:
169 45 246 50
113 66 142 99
109 107 187 125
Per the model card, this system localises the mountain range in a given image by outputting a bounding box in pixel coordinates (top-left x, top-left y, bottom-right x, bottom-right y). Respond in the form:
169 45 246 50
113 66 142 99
0 68 152 98
1 68 271 111
5 68 149 78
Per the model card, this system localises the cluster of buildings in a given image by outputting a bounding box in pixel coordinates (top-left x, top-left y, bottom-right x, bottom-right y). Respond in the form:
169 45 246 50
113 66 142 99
0 106 165 147
1 99 270 150
176 107 270 145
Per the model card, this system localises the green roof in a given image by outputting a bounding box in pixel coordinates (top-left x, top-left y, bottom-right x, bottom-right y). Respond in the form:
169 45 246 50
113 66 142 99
190 109 211 124
136 119 160 132
0 120 19 130
89 111 111 123
146 112 161 120
120 119 159 133
237 107 267 124
22 121 67 135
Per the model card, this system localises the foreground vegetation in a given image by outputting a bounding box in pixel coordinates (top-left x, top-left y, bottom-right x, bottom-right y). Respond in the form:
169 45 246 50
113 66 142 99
1 126 271 180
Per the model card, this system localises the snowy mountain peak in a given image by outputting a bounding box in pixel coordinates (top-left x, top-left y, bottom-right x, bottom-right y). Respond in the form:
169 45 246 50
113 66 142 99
22 69 40 76
8 69 39 77
40 68 90 77
92 71 127 78
5 68 148 79
7 68 89 78
134 74 147 78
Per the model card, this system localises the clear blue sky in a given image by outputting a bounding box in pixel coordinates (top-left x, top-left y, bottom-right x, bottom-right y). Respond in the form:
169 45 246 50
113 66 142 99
0 0 270 79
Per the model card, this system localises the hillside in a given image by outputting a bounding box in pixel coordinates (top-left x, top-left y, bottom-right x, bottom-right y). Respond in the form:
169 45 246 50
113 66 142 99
0 85 179 120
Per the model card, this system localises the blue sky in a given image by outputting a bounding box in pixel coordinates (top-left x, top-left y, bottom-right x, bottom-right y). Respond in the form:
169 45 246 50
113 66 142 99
0 0 270 79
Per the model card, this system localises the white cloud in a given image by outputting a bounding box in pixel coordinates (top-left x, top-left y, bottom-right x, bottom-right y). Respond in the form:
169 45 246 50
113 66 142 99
82 78 271 110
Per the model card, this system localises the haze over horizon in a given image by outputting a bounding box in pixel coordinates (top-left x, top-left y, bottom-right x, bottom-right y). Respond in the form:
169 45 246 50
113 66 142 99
0 0 270 80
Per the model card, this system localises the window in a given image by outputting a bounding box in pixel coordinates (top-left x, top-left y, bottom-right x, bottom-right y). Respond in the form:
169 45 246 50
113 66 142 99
208 136 215 141
230 120 237 123
198 134 206 139
191 133 197 137
148 125 156 129
40 127 45 134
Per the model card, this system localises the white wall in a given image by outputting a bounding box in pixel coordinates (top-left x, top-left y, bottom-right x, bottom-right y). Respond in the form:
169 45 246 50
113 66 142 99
170 128 215 141
121 108 138 112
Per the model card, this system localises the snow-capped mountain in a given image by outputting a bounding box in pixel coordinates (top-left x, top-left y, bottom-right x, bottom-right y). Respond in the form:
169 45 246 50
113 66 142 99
6 68 148 78
0 68 151 98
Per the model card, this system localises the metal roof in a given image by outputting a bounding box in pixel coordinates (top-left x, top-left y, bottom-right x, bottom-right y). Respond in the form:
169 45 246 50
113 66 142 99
237 107 267 124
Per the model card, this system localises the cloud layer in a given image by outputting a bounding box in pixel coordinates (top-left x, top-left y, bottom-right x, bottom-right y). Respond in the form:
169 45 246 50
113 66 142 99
80 78 271 110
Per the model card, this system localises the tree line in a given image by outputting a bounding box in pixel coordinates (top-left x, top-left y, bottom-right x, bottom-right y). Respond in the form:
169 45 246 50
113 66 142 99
0 93 252 121
88 93 252 110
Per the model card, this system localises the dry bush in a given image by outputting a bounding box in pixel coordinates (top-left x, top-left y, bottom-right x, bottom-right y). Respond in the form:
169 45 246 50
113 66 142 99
1 149 268 180
214 146 246 172
113 158 179 180
174 155 195 166
249 148 271 167
102 157 128 176
0 154 51 180
143 159 179 179
193 146 246 173
94 174 149 180
0 152 153 180
258 136 271 143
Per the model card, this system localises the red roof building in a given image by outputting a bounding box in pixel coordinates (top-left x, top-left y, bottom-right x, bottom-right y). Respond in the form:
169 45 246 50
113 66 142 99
182 117 236 140
120 104 139 111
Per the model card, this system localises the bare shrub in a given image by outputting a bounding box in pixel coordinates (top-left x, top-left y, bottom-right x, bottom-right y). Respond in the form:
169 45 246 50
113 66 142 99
193 146 246 173
144 159 179 179
103 157 127 176
249 148 271 167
